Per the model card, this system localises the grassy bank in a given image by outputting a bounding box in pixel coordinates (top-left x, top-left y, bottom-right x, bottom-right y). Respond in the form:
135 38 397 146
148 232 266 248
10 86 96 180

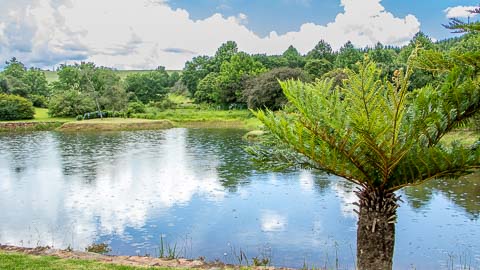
134 108 261 130
59 118 174 131
0 251 171 270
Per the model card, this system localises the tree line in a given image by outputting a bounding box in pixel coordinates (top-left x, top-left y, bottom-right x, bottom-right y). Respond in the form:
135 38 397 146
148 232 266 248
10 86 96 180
0 31 474 120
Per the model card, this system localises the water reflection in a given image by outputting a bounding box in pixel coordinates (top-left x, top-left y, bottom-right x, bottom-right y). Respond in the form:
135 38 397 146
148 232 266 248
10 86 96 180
0 129 479 269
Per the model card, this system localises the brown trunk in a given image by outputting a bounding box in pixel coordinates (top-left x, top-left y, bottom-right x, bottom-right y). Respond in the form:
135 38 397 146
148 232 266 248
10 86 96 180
355 187 400 270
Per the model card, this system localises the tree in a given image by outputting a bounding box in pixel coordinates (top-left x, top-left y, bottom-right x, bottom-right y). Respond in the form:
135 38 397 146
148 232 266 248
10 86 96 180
252 52 479 269
212 41 238 71
181 55 213 96
48 89 96 117
51 63 128 113
216 52 266 105
243 67 309 110
23 68 49 96
334 41 363 70
304 58 333 78
3 57 26 78
195 72 220 103
306 40 336 63
125 69 170 104
282 45 306 68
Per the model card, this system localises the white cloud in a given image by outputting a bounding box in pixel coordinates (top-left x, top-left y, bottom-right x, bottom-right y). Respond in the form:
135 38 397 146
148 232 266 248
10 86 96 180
0 0 420 70
444 6 479 19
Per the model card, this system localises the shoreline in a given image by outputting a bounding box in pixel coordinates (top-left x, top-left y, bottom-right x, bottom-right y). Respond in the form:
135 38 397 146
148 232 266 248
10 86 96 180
0 118 258 132
0 245 282 270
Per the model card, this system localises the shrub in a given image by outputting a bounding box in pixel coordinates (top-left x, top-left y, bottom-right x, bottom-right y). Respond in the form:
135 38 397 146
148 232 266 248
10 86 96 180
48 90 96 117
127 101 146 113
0 93 35 120
29 94 49 108
243 67 309 110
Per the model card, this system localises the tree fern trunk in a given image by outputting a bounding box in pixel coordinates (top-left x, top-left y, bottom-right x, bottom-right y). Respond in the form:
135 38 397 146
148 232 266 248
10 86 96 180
356 188 400 270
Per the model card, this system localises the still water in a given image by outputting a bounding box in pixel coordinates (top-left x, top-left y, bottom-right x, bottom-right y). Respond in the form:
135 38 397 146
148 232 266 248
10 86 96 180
0 128 479 269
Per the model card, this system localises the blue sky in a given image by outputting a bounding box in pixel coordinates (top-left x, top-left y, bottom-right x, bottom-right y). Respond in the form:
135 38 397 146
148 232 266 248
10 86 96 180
168 0 478 39
0 0 478 69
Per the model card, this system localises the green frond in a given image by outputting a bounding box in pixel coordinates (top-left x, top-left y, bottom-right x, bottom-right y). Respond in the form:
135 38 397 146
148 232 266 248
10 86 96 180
252 52 480 192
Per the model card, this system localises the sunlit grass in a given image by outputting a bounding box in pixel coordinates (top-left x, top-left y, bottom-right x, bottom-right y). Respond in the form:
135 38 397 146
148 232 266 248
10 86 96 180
0 251 177 270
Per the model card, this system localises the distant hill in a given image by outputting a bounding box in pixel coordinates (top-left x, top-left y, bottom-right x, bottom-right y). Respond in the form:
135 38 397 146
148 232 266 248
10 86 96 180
43 70 181 83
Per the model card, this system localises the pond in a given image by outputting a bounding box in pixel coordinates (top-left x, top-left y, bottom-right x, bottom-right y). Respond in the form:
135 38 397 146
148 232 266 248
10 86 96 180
0 128 479 269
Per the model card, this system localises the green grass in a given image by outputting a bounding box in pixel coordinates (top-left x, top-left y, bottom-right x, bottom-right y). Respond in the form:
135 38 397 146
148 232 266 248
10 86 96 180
32 108 73 122
441 130 479 146
0 251 174 270
135 108 261 130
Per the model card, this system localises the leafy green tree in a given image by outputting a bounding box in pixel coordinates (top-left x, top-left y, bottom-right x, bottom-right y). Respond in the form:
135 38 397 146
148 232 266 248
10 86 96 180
396 32 436 89
124 69 169 104
216 52 267 105
48 90 96 117
182 55 213 96
52 63 128 113
213 41 238 71
168 71 181 87
0 75 28 97
282 45 305 68
368 42 399 77
252 54 288 69
252 51 479 269
243 67 309 110
304 58 333 78
0 93 35 120
23 68 49 97
334 41 363 69
195 72 220 103
3 57 26 79
306 40 336 63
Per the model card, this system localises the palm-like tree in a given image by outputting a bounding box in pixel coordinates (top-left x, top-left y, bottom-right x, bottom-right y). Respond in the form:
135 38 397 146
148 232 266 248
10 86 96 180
252 41 479 269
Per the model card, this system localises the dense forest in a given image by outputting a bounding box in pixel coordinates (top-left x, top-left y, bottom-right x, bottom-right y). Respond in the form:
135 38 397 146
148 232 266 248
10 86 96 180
0 31 476 122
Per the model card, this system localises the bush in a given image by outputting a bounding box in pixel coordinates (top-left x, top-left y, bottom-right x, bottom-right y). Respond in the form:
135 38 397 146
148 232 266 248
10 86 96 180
127 101 146 113
243 67 309 110
48 90 96 117
29 94 49 108
0 93 35 120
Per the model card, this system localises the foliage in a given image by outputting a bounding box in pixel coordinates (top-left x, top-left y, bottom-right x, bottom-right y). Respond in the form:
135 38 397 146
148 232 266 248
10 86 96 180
195 72 220 103
182 55 213 96
282 45 306 68
124 67 170 104
23 68 49 96
48 90 96 117
334 41 363 70
216 52 267 105
306 40 336 63
51 62 129 112
85 243 111 254
29 94 49 108
443 5 480 33
304 58 333 78
243 67 309 110
0 93 35 120
254 57 479 190
127 101 146 114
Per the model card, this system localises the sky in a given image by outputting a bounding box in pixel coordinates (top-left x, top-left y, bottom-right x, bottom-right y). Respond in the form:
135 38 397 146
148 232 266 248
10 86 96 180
0 0 478 70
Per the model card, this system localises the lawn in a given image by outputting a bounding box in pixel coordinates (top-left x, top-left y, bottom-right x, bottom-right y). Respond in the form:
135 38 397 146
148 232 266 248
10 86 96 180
0 251 173 270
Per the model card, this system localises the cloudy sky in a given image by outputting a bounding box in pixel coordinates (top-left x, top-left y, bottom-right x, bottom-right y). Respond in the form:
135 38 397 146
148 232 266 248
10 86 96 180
0 0 478 70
